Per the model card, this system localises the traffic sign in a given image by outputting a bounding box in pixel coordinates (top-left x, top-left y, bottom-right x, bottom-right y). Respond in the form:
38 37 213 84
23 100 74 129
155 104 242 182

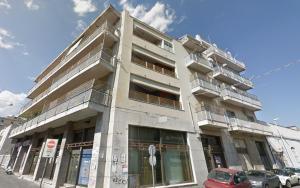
148 145 156 156
149 155 156 166
42 139 58 158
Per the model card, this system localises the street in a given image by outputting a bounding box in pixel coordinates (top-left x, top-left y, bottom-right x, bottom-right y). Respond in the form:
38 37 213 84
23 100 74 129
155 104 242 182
0 168 38 188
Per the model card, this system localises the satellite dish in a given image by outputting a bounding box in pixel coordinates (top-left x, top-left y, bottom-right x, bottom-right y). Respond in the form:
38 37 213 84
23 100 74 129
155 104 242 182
208 57 214 62
212 43 217 47
231 85 237 90
222 63 227 67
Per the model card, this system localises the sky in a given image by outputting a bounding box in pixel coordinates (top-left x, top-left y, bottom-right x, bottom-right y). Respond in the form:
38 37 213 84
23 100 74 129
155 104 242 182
0 0 299 126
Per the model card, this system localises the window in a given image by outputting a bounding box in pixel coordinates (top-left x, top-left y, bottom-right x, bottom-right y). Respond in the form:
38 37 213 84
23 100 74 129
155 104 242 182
247 116 255 122
208 170 231 182
128 126 193 187
162 40 173 52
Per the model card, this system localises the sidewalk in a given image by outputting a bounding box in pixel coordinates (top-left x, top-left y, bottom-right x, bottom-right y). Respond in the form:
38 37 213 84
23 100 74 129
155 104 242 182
0 168 38 188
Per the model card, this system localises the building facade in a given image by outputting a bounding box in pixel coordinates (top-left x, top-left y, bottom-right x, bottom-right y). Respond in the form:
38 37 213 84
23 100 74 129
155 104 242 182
267 124 300 169
8 5 276 188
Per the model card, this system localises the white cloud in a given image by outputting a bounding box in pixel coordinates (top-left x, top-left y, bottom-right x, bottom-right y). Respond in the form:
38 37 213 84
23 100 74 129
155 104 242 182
76 19 87 32
0 90 27 117
0 0 11 9
24 0 40 10
22 51 29 56
120 1 176 32
72 0 97 16
0 28 23 49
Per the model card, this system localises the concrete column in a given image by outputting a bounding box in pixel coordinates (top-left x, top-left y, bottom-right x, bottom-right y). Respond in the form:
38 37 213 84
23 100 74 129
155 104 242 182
33 132 50 181
221 131 242 170
19 136 38 175
88 111 110 188
52 125 73 188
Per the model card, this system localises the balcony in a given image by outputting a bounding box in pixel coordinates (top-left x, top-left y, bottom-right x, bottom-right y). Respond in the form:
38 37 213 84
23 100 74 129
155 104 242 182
204 47 245 72
220 86 262 111
191 74 220 97
179 35 210 53
10 88 111 138
129 90 182 110
186 54 213 73
132 53 176 78
196 107 228 129
20 49 114 115
213 66 253 90
228 119 272 136
28 21 118 98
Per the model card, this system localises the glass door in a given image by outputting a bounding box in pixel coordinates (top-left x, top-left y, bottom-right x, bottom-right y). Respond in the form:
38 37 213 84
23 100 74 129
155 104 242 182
66 149 81 184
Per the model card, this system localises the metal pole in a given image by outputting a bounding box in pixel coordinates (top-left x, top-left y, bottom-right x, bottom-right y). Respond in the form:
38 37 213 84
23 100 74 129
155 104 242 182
40 157 48 188
151 161 155 188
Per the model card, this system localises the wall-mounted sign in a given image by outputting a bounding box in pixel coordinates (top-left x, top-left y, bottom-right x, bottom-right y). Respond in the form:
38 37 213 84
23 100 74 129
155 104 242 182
42 139 58 158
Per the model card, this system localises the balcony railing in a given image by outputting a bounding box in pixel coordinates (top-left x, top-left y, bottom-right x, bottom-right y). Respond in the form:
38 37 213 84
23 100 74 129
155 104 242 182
129 90 182 110
213 66 253 88
132 56 176 78
229 118 272 135
205 47 245 70
20 49 114 114
191 75 220 95
28 21 116 96
196 109 227 125
11 88 111 137
186 53 213 69
221 86 262 109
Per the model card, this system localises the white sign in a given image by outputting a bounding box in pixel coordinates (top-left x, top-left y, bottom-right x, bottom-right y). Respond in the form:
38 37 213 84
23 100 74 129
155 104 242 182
149 155 156 166
148 145 156 156
42 139 58 158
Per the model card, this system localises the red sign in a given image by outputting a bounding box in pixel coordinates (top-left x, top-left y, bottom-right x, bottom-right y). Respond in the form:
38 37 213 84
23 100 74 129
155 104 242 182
47 140 56 149
42 139 58 158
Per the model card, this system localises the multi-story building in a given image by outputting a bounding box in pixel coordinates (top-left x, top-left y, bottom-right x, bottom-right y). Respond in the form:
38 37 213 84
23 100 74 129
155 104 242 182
8 5 276 188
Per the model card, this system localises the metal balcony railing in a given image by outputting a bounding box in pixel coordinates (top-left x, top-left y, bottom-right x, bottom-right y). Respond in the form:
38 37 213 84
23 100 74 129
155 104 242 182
129 90 182 110
186 53 213 69
196 109 227 125
229 118 272 135
28 21 116 96
205 47 245 69
213 66 253 88
11 88 111 137
20 50 114 114
132 56 176 78
190 74 220 94
221 86 262 108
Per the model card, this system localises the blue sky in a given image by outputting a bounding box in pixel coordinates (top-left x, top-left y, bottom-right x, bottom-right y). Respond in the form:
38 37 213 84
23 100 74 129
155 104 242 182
0 0 299 126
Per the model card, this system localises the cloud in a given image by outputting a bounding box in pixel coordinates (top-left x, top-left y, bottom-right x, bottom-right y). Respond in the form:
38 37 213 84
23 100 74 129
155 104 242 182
177 15 186 24
0 28 23 49
0 0 10 9
72 0 97 16
120 1 176 32
76 19 87 32
24 0 40 10
0 90 27 117
22 51 29 56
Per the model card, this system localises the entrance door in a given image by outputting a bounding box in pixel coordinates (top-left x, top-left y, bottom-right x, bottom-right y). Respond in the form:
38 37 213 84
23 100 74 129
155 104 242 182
201 135 227 172
66 149 81 184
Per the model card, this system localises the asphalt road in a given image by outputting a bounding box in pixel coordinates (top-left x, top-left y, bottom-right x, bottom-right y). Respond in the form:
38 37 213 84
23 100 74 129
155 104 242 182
0 168 300 188
0 168 38 188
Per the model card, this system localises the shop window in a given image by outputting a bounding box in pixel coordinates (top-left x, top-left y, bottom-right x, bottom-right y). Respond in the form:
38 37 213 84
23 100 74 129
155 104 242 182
128 126 193 187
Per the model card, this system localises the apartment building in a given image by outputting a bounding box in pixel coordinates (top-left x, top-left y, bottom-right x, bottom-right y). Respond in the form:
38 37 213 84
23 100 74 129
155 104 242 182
8 5 276 188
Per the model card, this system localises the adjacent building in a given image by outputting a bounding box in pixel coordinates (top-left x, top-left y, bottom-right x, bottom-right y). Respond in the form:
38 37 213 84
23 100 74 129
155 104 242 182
267 124 300 168
8 5 277 188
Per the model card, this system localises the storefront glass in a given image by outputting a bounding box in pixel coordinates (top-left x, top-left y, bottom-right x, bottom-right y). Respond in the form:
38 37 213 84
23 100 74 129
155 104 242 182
128 126 193 187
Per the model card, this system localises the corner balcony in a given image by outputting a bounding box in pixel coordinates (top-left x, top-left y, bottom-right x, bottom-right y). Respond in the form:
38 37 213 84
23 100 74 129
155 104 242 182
27 21 118 99
10 88 111 138
20 50 114 116
213 66 253 90
220 86 262 111
196 108 228 129
186 54 213 73
204 47 246 72
228 119 272 136
179 35 210 53
191 74 220 97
